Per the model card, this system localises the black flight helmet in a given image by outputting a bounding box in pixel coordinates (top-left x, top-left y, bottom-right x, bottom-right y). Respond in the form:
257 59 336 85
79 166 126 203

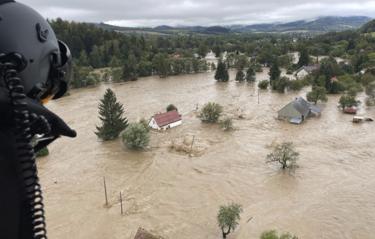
0 0 72 101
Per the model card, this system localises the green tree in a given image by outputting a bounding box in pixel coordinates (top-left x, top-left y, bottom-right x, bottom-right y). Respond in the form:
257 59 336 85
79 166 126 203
77 50 89 66
307 86 328 104
297 48 310 68
121 123 150 150
122 53 138 81
235 70 245 82
215 61 229 82
339 95 359 109
217 204 243 239
95 89 128 141
235 55 249 70
246 66 256 82
198 43 209 58
153 53 170 78
213 45 222 58
260 230 298 239
269 60 281 86
266 142 299 170
272 77 290 93
200 102 223 123
258 80 269 90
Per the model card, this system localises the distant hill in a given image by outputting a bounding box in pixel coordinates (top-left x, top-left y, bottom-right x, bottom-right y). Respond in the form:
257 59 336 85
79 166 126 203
361 19 375 33
97 16 372 35
234 16 372 33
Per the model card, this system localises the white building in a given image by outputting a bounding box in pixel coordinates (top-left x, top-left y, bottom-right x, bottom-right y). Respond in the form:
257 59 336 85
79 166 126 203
149 110 182 130
295 65 319 79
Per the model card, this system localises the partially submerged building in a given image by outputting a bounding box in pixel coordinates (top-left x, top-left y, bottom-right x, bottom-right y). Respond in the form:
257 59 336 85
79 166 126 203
295 65 320 79
278 97 321 124
149 110 182 130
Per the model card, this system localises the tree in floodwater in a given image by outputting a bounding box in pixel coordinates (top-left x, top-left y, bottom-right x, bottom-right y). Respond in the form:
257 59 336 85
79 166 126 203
121 123 150 150
122 53 138 81
96 89 128 141
246 66 256 82
217 203 243 239
215 61 229 82
269 60 281 87
267 142 299 170
260 230 299 239
235 70 245 82
297 47 310 68
307 86 328 104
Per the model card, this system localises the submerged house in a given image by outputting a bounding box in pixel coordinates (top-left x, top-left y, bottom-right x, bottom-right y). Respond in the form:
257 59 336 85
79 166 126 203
295 65 320 79
278 97 321 124
149 110 182 130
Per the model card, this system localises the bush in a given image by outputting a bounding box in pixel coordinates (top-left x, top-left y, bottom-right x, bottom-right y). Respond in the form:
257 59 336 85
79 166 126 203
36 147 49 158
121 123 150 150
288 80 304 91
260 230 298 239
220 117 233 131
166 104 178 112
200 102 223 123
258 80 269 90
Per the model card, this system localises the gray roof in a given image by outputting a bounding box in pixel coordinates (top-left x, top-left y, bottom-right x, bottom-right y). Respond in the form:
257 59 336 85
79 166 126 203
296 65 319 74
292 97 311 117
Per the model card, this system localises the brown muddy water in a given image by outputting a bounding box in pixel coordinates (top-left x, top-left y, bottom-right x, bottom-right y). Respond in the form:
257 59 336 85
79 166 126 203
39 69 375 239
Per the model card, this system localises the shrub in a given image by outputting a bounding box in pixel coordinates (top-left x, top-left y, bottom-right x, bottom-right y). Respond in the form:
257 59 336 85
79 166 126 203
220 117 233 131
200 102 223 123
288 80 304 91
260 230 298 239
258 80 269 90
267 142 299 170
121 123 150 150
166 104 178 112
217 203 243 239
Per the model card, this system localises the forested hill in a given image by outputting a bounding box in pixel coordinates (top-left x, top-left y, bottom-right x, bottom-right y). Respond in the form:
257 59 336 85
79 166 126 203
96 16 372 35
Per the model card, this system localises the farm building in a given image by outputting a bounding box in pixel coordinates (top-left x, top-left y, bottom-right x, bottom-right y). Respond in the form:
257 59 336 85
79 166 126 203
149 110 182 130
295 65 320 79
278 97 321 124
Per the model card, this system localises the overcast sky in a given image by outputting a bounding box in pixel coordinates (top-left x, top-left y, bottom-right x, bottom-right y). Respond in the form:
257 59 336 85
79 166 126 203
19 0 375 27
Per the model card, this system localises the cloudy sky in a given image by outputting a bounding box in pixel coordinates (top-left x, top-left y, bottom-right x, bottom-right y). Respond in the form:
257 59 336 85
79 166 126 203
19 0 375 27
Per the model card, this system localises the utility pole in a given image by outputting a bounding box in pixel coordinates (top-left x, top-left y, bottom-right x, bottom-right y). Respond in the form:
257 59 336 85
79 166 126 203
120 191 124 215
103 176 108 206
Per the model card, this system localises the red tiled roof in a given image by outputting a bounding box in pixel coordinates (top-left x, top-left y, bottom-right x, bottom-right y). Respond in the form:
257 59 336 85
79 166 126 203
153 110 181 127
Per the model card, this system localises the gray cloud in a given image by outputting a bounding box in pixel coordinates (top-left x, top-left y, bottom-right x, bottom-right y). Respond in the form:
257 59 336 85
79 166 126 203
18 0 375 26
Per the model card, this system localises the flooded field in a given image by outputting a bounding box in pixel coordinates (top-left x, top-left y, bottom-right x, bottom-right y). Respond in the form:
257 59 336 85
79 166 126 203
38 69 375 239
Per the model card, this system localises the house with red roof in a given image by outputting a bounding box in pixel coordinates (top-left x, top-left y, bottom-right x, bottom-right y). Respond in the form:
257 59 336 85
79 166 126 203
148 110 182 130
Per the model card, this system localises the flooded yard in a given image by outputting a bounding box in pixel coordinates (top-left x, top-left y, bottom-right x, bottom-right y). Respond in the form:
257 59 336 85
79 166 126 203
38 69 375 239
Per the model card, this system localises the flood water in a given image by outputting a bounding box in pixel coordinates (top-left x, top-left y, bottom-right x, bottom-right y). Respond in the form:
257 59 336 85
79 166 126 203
39 69 375 239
